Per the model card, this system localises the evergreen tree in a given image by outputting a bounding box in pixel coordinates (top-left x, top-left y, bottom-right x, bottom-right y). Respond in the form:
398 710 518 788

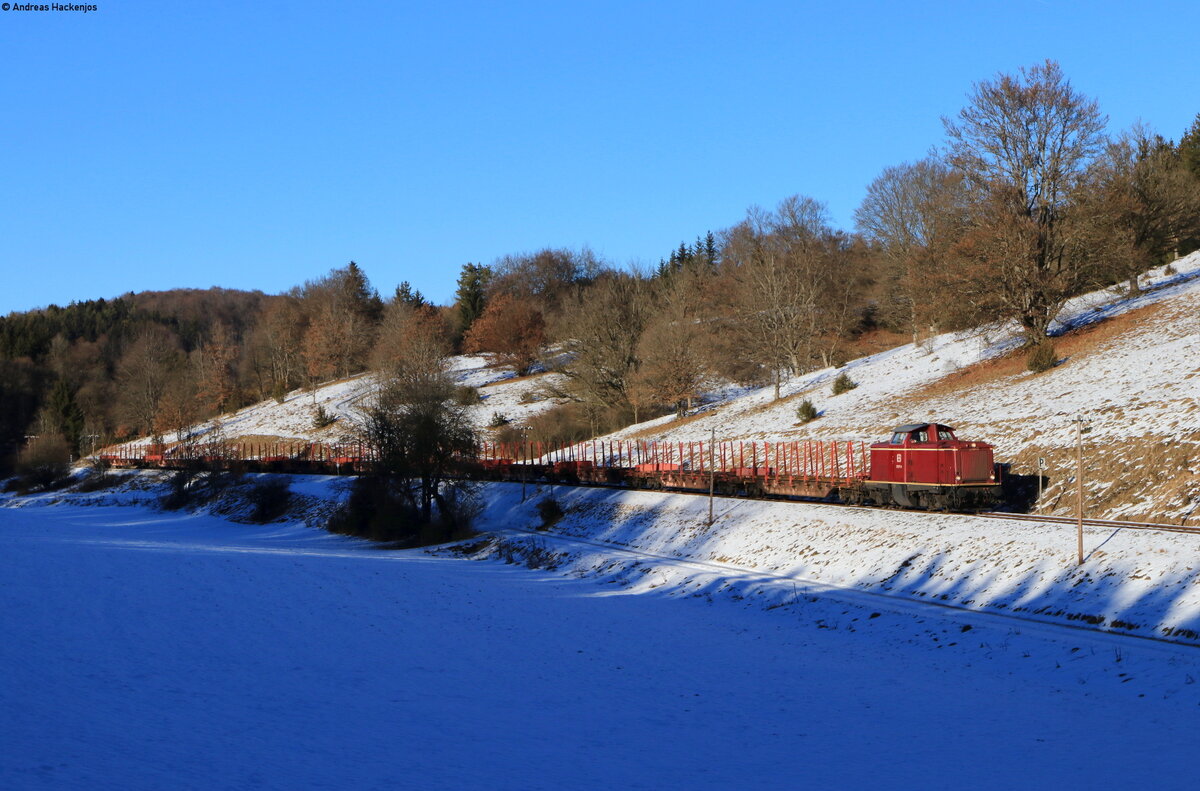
702 231 718 268
393 281 427 308
454 263 491 334
1180 113 1200 179
45 378 85 454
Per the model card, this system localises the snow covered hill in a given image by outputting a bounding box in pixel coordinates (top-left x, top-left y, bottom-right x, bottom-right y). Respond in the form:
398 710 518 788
601 253 1200 522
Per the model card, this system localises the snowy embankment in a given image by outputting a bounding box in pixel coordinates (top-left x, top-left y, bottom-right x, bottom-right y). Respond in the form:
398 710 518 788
4 495 1200 790
475 482 1200 645
601 254 1200 522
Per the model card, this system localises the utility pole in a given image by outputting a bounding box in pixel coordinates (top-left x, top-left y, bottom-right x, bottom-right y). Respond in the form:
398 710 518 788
1036 456 1046 512
708 427 716 527
1073 416 1089 566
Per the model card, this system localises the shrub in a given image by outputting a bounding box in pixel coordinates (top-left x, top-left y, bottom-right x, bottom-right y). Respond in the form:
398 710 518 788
1026 341 1058 373
159 470 199 510
454 385 482 405
12 434 73 493
536 497 564 530
312 404 337 429
326 477 420 542
326 476 477 545
488 411 511 428
518 389 540 405
831 372 858 395
74 469 128 493
796 399 819 424
246 478 293 523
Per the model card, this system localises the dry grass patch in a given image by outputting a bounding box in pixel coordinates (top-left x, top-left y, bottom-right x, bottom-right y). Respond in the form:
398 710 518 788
909 299 1173 402
623 408 719 440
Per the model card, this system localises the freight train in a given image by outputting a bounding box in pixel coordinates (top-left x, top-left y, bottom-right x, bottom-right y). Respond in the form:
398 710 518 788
100 422 1004 512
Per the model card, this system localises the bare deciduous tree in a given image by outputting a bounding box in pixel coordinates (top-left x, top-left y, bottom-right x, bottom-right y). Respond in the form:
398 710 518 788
943 59 1107 345
722 196 864 398
115 326 183 440
551 273 652 427
633 271 710 416
855 158 969 340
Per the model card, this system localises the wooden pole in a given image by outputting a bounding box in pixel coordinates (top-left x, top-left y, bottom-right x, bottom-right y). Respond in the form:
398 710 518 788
1075 417 1086 566
708 427 715 527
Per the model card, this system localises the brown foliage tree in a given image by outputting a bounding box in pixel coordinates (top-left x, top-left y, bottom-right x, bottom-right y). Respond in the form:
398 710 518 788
633 294 708 417
300 263 383 385
462 293 546 375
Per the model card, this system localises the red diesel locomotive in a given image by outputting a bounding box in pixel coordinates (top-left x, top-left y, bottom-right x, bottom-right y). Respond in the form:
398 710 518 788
841 423 1003 510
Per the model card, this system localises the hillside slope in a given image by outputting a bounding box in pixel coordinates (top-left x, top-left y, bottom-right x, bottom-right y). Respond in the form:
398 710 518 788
114 254 1200 521
604 253 1200 522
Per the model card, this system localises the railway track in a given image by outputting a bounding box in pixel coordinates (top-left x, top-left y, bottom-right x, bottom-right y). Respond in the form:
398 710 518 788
977 511 1200 536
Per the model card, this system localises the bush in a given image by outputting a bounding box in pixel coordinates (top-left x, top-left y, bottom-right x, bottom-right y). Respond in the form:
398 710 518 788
327 477 420 542
160 470 200 511
326 476 477 545
536 497 564 530
831 372 858 395
518 389 541 405
796 399 819 424
312 404 337 429
74 469 128 493
245 478 293 523
488 411 511 428
159 469 241 511
12 434 73 493
454 385 482 405
1026 341 1058 373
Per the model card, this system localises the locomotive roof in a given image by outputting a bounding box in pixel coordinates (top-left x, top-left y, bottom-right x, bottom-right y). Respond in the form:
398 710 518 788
892 423 955 433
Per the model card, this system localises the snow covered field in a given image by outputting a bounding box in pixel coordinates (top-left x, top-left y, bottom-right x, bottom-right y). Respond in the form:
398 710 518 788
3 498 1200 790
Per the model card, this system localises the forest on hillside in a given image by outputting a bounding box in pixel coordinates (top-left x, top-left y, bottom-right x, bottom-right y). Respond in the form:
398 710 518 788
3 61 1199 475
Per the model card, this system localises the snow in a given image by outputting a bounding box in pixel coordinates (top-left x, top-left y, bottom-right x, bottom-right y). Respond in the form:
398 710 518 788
476 482 1200 644
3 495 1200 789
115 357 565 450
16 256 1197 786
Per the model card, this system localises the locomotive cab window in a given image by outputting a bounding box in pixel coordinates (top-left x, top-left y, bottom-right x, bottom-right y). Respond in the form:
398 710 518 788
937 427 955 441
915 430 929 443
890 432 907 445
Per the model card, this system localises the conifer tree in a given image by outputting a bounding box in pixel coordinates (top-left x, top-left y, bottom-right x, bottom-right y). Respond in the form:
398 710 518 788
454 263 491 335
1179 113 1200 179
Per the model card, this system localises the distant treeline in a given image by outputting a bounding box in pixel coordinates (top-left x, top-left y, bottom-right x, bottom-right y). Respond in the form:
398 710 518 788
3 60 1198 474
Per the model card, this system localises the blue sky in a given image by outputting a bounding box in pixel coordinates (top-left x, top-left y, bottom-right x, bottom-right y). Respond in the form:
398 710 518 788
1 0 1196 314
